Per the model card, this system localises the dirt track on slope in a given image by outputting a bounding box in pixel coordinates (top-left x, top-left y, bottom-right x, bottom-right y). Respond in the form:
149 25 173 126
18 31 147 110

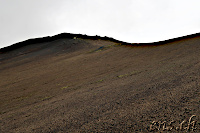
0 35 200 132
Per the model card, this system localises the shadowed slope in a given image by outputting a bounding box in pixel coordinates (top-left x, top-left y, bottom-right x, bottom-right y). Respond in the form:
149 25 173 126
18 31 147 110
0 33 200 132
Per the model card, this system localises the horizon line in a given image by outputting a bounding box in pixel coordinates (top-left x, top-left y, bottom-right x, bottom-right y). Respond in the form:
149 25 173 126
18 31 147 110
0 32 200 53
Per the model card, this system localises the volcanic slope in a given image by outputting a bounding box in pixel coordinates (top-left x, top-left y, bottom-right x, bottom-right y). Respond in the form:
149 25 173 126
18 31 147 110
0 34 200 132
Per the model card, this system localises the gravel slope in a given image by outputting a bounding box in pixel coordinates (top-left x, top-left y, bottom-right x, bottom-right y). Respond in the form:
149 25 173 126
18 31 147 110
0 36 200 132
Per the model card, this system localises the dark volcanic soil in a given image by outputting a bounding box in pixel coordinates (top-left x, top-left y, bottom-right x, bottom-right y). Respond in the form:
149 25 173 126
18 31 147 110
0 35 200 132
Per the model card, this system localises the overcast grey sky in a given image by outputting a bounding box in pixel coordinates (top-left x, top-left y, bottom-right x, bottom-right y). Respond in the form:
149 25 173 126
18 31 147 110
0 0 200 48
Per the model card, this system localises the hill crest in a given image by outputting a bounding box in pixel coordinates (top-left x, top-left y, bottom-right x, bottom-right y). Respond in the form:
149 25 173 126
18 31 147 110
0 32 200 53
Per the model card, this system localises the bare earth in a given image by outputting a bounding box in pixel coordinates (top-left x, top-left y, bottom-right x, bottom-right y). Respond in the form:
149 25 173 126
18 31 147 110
0 35 200 132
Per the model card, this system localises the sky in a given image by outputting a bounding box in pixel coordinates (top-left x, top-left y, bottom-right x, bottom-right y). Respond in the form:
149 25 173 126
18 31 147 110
0 0 200 48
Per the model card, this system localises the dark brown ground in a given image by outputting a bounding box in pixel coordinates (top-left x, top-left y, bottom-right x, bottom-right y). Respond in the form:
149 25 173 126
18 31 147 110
0 35 200 132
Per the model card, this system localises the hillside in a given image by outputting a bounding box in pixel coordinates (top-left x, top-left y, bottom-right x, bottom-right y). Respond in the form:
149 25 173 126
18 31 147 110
0 33 200 132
